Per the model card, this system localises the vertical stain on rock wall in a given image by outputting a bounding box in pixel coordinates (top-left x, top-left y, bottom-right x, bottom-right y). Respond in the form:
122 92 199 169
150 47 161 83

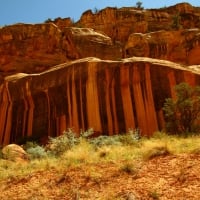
0 57 199 145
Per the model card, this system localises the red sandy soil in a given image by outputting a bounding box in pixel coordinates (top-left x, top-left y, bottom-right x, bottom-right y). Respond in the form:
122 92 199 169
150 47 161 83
0 154 200 200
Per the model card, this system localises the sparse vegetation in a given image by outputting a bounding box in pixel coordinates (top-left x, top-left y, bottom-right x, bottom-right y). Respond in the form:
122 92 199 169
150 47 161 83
26 145 47 160
44 18 52 23
93 7 99 14
47 128 79 156
1 130 200 199
136 1 144 9
163 82 200 135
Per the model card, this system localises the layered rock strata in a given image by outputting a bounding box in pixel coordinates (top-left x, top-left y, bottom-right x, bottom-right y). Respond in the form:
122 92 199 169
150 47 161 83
0 57 199 145
125 29 200 65
1 3 200 145
0 24 121 76
78 3 200 42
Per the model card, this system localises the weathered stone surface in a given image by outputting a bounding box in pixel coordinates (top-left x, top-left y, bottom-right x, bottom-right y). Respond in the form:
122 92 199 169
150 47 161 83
78 7 148 43
0 3 200 145
0 24 121 77
0 3 200 78
2 144 28 162
53 17 73 30
0 57 199 145
77 3 200 42
0 23 65 75
62 27 122 60
125 29 200 65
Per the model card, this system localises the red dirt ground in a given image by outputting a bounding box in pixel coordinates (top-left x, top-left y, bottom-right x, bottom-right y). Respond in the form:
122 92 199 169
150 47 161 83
0 154 200 200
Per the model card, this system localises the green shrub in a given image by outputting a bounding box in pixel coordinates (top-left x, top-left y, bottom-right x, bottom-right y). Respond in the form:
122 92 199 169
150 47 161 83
80 128 94 138
119 128 141 145
136 1 144 9
47 128 78 156
23 141 39 150
27 145 47 160
163 82 200 135
89 129 141 147
90 135 121 147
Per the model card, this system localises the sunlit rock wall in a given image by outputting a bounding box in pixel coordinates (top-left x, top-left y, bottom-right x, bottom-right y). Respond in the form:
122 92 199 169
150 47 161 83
0 57 199 145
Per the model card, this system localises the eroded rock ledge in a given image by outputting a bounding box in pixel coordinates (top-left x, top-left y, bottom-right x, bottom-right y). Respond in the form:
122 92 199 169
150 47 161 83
0 57 199 145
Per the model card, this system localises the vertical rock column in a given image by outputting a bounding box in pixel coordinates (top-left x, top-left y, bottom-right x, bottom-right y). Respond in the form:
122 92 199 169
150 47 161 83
120 64 136 131
86 63 102 133
0 83 12 144
132 63 158 136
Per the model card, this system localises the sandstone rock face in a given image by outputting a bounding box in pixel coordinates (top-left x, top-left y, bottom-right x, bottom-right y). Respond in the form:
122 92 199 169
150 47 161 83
2 144 28 162
53 17 73 30
0 57 199 145
125 29 200 65
62 27 122 60
0 23 65 75
78 7 148 43
78 3 200 42
0 3 200 145
0 24 121 77
1 3 200 78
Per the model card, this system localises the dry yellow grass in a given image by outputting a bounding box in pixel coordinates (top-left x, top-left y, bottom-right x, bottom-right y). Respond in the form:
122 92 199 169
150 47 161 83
0 133 200 199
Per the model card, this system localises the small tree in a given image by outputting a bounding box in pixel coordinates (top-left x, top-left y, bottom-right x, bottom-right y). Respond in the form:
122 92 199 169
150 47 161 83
136 1 143 9
163 82 200 135
44 18 52 23
93 7 99 14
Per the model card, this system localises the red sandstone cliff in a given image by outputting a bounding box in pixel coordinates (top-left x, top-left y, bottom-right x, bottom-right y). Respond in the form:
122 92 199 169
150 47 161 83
0 24 121 76
1 57 200 144
125 29 200 65
1 3 200 144
77 3 200 42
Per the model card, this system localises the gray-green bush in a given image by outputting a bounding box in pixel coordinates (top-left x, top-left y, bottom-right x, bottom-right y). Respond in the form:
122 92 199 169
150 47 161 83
27 145 47 160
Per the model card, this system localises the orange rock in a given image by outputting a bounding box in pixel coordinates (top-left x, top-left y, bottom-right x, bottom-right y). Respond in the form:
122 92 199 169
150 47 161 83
2 144 29 162
125 29 200 65
0 3 200 145
0 24 121 76
0 57 199 145
78 3 200 42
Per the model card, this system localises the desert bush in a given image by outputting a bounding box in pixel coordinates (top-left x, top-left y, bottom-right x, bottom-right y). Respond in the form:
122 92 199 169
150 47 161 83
23 141 39 150
80 128 94 138
47 128 78 156
89 128 141 147
47 128 94 156
26 145 47 160
119 128 141 145
163 82 200 135
90 135 121 147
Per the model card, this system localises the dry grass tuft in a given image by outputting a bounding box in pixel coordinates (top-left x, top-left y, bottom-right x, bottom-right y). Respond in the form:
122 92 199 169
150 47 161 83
143 145 172 160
